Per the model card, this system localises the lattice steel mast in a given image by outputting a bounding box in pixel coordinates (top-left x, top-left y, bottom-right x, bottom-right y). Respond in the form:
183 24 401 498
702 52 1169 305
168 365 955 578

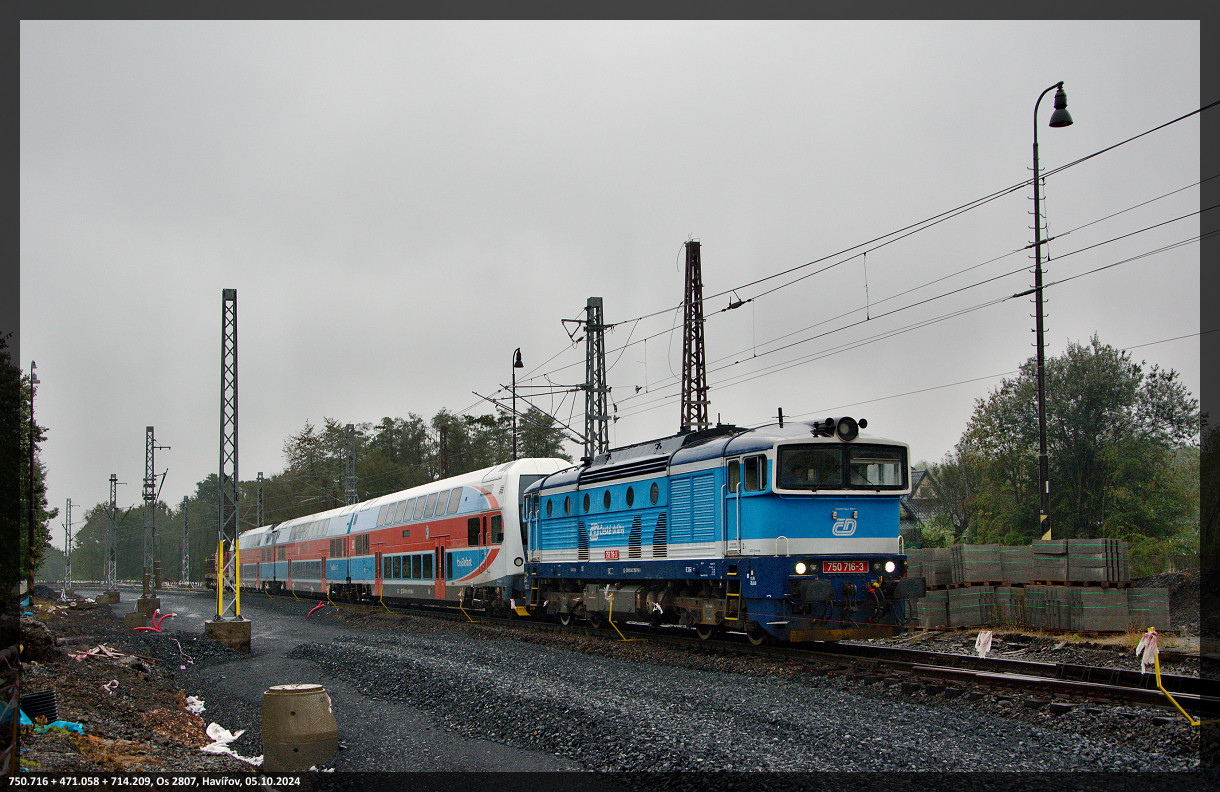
180 496 189 584
61 499 73 595
344 424 358 505
105 474 120 595
142 426 168 595
582 297 610 459
680 240 709 433
206 289 250 649
256 472 265 528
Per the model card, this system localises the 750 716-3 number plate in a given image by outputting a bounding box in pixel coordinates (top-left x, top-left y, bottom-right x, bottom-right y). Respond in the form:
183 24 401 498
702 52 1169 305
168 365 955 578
823 560 868 574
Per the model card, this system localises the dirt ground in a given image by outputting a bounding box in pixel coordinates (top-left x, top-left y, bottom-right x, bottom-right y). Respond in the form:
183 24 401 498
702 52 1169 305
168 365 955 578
11 592 254 774
7 570 1210 775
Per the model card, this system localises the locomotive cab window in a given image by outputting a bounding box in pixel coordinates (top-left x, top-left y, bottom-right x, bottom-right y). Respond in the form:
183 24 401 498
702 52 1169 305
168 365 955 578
779 447 841 489
730 456 767 492
849 447 906 487
744 455 765 491
777 444 908 491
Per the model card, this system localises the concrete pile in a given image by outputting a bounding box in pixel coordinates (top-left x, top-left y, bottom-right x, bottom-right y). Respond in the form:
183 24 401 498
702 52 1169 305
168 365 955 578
902 539 1168 632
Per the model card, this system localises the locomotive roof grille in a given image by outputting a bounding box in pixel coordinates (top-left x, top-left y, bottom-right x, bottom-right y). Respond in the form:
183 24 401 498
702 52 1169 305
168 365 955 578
577 456 669 485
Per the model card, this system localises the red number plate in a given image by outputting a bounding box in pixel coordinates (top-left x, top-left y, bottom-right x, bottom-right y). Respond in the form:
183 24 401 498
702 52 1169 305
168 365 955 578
823 560 868 574
604 550 620 560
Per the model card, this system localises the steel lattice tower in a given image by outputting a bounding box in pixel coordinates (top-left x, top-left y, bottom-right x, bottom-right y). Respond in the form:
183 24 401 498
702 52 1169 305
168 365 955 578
62 499 73 594
256 472 265 528
583 297 609 459
680 240 709 433
181 496 189 584
142 427 166 594
216 288 241 620
105 474 119 591
344 424 358 505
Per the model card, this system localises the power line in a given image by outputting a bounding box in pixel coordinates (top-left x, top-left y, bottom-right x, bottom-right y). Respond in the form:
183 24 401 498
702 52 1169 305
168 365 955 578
612 230 1204 422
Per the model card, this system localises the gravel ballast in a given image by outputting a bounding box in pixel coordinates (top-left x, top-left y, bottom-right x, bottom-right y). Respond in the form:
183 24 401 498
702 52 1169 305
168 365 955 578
23 587 1216 781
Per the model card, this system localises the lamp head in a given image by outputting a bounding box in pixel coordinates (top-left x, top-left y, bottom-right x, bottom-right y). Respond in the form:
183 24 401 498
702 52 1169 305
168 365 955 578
1049 84 1073 128
513 348 524 368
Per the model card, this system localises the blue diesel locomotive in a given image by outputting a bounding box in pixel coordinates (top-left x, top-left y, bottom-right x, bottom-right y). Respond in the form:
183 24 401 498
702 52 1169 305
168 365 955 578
521 416 924 644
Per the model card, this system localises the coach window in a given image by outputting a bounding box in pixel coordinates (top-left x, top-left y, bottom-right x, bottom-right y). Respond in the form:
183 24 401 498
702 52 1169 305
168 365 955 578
447 488 462 514
422 492 437 519
413 555 423 580
468 517 480 546
411 497 424 521
391 556 400 580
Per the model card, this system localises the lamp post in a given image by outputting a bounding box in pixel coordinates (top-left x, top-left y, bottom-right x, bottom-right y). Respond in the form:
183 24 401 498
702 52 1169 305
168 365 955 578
511 348 524 460
27 361 37 592
1031 81 1073 537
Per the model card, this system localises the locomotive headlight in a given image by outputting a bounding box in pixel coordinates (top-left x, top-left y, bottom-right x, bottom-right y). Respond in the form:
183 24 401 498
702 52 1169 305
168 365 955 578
884 561 897 574
835 417 860 442
794 562 808 575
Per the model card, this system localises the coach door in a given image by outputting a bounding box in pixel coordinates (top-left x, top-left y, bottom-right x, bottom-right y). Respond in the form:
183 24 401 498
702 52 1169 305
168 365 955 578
434 543 447 600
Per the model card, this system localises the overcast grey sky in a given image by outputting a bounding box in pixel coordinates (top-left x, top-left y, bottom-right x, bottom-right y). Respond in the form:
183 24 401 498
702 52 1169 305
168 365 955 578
20 20 1202 549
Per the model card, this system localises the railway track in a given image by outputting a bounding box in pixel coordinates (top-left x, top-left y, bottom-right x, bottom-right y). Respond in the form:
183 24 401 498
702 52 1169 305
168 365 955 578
222 586 1219 721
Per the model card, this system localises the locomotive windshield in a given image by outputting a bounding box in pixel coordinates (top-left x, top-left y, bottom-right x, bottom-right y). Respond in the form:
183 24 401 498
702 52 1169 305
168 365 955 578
778 443 907 491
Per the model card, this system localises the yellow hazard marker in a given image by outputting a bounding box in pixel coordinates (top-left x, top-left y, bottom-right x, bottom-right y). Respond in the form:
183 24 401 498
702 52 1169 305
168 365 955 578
1141 627 1218 726
607 592 644 643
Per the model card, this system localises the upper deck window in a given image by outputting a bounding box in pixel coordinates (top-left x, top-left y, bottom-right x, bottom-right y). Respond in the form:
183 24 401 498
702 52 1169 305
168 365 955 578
777 443 907 491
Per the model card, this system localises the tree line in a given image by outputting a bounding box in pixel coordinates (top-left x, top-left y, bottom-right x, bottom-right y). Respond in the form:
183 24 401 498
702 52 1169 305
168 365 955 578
6 332 1213 588
33 405 571 585
913 335 1202 576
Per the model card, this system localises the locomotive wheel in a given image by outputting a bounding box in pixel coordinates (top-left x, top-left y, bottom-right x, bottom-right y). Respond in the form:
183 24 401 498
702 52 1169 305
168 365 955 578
558 611 572 627
695 624 718 641
746 628 771 646
588 611 606 629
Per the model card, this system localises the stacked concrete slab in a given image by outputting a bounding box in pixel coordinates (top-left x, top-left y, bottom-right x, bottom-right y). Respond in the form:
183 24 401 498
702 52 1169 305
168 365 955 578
1073 588 1130 632
909 589 948 628
902 538 1168 633
947 586 992 627
950 544 1003 583
906 547 952 586
990 586 1024 626
1031 540 1070 582
999 547 1033 584
1030 538 1130 584
1127 588 1170 630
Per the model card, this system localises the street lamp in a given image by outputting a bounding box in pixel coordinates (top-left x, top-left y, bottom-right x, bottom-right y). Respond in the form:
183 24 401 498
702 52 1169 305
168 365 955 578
511 348 524 460
1032 81 1073 538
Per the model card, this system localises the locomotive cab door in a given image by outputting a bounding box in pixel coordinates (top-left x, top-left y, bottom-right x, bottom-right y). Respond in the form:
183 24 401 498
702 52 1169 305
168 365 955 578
724 459 743 555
